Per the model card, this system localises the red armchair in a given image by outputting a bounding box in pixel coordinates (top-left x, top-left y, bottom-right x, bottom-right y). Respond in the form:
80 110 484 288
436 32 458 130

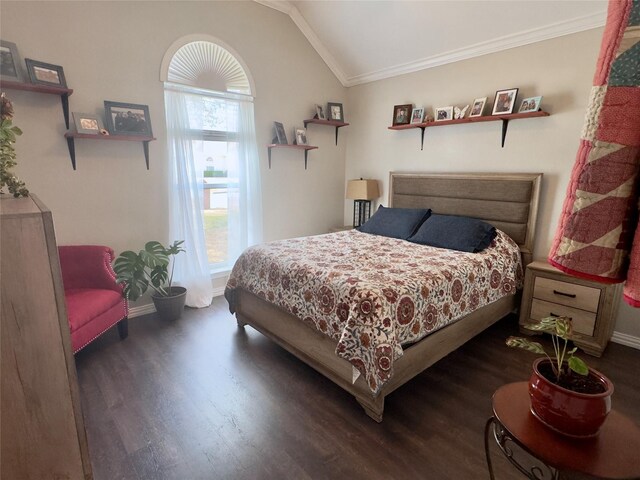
58 245 129 353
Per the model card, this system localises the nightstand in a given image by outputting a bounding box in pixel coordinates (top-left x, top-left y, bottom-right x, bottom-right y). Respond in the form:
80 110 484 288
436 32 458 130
331 225 354 233
519 261 622 357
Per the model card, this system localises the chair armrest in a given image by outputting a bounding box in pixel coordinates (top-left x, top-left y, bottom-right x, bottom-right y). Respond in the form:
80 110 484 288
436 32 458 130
58 245 124 294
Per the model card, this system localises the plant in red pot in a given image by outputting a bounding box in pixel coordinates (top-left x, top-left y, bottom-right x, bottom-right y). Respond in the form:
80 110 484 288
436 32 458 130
507 316 613 438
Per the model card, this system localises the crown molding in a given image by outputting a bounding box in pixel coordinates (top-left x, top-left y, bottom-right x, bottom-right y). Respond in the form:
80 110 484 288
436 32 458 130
254 2 605 88
345 10 606 86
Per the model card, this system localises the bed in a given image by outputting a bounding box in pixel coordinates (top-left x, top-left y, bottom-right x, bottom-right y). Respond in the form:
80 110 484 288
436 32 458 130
225 172 541 422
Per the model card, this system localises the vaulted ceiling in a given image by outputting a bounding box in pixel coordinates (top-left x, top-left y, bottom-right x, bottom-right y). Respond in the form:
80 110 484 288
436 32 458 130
256 0 607 87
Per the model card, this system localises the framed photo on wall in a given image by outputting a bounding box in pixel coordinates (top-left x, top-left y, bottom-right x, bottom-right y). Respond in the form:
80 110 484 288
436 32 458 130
73 112 104 135
294 127 307 145
273 121 288 144
104 101 153 136
434 106 453 122
410 107 424 124
327 102 344 122
0 40 24 82
392 104 412 126
518 96 543 113
491 88 519 115
315 104 326 120
25 58 67 88
469 97 487 117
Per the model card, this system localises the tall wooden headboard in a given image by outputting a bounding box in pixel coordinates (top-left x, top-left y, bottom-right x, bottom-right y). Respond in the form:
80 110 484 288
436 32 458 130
389 172 542 264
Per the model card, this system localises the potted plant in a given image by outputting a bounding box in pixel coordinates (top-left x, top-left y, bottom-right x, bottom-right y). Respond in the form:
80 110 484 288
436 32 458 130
0 93 29 197
507 316 613 438
114 240 187 321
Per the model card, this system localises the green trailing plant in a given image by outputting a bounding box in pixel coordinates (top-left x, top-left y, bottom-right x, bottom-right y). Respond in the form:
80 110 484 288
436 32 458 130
113 240 185 301
506 316 589 383
0 93 29 197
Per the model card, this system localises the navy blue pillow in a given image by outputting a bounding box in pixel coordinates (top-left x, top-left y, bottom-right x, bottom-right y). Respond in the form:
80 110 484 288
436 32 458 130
407 214 497 252
358 206 431 240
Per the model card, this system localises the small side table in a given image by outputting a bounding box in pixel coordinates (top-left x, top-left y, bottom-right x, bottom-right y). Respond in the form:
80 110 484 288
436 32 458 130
485 382 640 479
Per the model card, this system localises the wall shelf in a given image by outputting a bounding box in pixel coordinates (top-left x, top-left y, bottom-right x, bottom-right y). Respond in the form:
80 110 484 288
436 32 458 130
303 118 349 145
388 110 550 150
2 80 74 129
267 144 318 170
64 132 156 170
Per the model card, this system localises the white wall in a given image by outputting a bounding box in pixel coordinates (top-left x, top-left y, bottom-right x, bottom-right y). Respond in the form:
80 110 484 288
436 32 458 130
344 28 639 340
1 1 347 300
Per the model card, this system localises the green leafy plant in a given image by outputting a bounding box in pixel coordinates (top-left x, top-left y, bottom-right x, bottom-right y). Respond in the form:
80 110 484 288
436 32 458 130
506 316 589 383
113 240 185 301
0 93 29 197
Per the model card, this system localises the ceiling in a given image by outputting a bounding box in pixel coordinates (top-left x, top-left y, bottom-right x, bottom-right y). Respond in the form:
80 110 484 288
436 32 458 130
256 0 607 87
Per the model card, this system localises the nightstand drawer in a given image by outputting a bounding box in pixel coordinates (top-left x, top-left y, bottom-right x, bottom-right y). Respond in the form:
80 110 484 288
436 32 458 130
530 299 596 336
533 277 600 312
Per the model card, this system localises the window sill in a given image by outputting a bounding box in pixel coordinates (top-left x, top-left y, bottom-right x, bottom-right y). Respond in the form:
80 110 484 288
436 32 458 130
210 268 230 279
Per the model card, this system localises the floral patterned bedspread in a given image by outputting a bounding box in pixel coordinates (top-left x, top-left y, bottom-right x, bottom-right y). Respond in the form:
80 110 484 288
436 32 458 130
225 229 523 394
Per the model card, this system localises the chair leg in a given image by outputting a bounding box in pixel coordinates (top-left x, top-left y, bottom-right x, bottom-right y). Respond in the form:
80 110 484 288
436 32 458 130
117 318 129 340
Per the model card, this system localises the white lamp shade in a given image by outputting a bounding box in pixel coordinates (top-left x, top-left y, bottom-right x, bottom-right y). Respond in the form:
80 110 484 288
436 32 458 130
346 179 380 200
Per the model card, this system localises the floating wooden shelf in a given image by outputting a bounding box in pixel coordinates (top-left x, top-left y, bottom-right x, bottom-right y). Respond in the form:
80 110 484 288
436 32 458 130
303 118 349 145
267 144 318 170
388 110 550 150
2 80 74 128
64 132 156 170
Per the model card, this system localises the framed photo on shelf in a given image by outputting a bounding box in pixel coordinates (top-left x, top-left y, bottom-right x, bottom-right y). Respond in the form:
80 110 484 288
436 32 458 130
491 88 519 115
315 104 326 120
434 106 453 122
25 58 67 88
518 96 543 113
410 107 424 124
469 97 487 117
104 101 153 136
273 121 288 144
327 102 344 121
294 127 308 145
0 40 24 82
392 104 412 126
73 112 104 135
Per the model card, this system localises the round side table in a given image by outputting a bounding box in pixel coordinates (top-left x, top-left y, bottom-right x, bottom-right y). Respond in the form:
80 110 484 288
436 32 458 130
485 382 640 479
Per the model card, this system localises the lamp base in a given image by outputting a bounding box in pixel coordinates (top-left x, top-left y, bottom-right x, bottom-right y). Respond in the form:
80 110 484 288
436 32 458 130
353 200 372 227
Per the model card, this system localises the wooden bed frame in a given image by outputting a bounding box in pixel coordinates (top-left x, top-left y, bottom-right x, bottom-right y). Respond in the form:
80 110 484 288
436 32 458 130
230 172 542 422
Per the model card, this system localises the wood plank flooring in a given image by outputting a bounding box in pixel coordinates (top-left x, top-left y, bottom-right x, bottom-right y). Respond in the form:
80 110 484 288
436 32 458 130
75 297 640 479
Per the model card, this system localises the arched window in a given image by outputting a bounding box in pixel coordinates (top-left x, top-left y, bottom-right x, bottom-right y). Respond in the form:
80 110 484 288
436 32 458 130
162 36 262 307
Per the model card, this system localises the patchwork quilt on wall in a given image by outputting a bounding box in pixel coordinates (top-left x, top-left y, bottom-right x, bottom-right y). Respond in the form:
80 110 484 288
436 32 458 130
549 0 640 307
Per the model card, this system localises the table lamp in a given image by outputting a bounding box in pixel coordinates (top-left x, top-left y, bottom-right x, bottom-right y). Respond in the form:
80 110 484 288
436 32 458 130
346 179 380 227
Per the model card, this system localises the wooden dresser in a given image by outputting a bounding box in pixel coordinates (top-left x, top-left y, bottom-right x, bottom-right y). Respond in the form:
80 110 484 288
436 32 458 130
519 260 622 357
1 195 92 479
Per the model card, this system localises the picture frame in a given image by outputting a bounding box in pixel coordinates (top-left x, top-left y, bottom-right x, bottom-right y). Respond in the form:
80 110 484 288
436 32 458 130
273 121 288 144
104 101 153 136
392 104 412 126
469 97 487 117
0 40 24 82
73 112 104 135
294 127 308 145
434 106 454 122
327 102 344 122
491 88 519 115
25 58 67 88
518 96 543 113
315 104 326 120
410 107 425 124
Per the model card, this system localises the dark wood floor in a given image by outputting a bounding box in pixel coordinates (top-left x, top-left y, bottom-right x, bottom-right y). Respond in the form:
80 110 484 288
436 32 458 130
76 297 640 480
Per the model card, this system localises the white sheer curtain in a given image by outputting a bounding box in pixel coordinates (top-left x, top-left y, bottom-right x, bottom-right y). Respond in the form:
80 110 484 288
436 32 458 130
165 88 213 307
164 84 263 307
228 98 263 262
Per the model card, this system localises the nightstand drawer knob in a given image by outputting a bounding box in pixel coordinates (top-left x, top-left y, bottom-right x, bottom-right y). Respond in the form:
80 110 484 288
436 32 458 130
553 289 576 298
550 312 572 320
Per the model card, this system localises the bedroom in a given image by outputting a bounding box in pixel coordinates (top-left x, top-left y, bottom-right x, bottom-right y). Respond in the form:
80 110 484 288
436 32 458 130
1 0 639 478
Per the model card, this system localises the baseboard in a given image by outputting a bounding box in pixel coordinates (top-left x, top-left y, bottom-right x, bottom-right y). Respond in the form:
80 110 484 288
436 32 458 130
128 286 227 319
611 331 640 350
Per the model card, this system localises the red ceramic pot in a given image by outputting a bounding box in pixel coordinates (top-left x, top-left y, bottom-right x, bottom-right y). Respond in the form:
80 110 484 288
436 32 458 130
528 358 613 438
